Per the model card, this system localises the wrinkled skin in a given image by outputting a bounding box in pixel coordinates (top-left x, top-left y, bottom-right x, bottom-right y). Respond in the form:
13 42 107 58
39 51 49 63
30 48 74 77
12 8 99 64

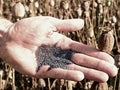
0 16 118 82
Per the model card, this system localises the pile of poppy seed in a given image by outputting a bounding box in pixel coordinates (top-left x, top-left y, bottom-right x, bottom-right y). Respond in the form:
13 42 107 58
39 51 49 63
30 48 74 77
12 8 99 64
35 46 76 71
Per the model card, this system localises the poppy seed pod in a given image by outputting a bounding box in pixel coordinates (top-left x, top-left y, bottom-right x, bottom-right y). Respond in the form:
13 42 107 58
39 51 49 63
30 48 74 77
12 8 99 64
13 2 25 18
98 30 114 53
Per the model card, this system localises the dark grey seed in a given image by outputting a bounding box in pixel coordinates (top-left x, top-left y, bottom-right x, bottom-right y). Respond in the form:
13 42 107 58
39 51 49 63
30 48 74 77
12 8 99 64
35 46 76 72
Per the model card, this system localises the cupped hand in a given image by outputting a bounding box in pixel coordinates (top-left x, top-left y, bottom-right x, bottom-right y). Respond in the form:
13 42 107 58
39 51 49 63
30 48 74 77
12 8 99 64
0 16 118 82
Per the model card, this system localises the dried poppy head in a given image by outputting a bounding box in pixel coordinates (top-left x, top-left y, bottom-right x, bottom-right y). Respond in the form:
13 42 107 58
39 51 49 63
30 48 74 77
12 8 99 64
13 2 25 18
98 30 114 53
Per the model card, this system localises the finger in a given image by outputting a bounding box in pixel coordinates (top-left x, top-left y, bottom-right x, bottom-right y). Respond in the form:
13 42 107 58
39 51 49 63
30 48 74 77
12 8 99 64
71 53 118 77
67 64 109 82
36 65 84 81
69 41 115 64
53 33 115 64
46 16 84 32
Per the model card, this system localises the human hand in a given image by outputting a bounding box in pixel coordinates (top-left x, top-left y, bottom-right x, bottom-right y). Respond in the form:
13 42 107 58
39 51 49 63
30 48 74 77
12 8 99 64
0 16 117 82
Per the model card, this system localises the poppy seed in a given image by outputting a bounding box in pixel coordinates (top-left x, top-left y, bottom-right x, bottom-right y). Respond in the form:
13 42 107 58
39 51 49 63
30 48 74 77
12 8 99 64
35 46 76 71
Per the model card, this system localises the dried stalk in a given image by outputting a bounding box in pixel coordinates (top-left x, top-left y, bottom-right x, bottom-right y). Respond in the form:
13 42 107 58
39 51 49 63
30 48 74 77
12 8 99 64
66 80 73 90
0 70 3 89
0 0 3 16
12 68 15 90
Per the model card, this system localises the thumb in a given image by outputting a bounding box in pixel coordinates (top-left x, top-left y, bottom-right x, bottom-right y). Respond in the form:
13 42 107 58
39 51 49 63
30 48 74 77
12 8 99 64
48 17 84 32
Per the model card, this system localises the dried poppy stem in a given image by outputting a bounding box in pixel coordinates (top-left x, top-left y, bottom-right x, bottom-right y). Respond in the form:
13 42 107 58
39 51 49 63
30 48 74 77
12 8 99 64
66 80 73 90
0 0 3 16
28 1 36 17
113 67 120 90
48 78 51 90
84 1 95 38
0 70 3 89
114 55 120 90
4 65 11 88
12 68 15 90
113 70 118 90
59 79 65 90
51 79 57 89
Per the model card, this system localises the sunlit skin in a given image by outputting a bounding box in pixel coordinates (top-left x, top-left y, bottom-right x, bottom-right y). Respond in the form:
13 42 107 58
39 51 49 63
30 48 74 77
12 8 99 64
0 16 118 82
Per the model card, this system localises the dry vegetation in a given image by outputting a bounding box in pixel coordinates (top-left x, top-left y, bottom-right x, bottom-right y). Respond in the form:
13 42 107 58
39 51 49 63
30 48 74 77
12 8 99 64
0 0 120 90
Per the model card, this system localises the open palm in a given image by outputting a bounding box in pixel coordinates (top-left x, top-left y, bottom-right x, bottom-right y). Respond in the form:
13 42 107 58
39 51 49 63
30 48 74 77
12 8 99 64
0 16 117 82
